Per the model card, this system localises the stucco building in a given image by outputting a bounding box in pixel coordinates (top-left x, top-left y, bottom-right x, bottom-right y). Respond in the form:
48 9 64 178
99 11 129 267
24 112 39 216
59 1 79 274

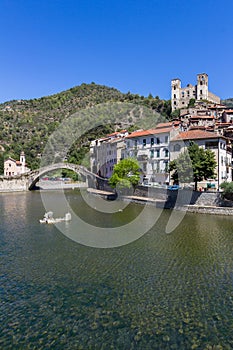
170 130 232 189
90 130 128 178
125 122 180 185
4 151 30 177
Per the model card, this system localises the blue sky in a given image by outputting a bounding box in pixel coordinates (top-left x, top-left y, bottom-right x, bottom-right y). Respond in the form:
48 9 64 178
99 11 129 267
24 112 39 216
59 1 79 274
1 0 233 103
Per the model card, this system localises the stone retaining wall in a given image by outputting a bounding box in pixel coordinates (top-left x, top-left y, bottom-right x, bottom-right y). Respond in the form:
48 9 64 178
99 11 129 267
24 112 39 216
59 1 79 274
0 177 28 192
185 205 233 215
133 186 233 208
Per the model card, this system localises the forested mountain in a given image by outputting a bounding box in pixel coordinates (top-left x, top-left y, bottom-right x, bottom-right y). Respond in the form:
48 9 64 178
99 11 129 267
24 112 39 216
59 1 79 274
0 83 171 171
221 98 233 107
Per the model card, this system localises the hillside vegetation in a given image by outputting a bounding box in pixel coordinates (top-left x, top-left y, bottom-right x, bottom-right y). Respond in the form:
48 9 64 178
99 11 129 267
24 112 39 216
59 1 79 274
221 98 233 107
0 83 171 171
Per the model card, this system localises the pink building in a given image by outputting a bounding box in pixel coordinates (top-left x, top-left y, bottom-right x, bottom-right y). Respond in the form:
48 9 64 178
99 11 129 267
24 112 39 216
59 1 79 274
4 151 30 177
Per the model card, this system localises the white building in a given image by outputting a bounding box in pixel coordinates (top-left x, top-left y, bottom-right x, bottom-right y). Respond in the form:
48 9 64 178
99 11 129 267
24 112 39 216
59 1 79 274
170 130 232 189
125 122 180 185
4 151 30 177
90 130 128 178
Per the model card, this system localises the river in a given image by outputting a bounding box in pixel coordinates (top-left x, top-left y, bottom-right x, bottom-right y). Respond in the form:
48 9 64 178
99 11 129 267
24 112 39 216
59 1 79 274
0 190 233 349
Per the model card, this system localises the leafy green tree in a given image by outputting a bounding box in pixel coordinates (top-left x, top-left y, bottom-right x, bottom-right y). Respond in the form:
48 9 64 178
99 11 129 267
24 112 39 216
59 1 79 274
220 181 233 200
169 142 216 190
109 158 140 191
170 108 180 119
188 98 196 107
0 153 4 175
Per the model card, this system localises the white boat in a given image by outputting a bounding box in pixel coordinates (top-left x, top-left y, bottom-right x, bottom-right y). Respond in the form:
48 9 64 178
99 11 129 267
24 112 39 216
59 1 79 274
40 211 71 224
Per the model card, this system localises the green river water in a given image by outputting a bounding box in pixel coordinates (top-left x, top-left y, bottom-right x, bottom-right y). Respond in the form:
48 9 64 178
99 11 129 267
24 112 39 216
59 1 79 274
0 190 232 349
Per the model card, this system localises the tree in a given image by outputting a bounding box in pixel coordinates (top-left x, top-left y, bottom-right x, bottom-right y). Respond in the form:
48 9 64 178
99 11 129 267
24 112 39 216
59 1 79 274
220 181 233 200
0 153 4 175
108 158 140 191
188 98 196 107
169 142 217 190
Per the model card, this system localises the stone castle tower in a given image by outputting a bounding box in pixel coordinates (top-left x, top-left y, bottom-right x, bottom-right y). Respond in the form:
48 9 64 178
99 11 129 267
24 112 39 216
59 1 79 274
171 73 220 111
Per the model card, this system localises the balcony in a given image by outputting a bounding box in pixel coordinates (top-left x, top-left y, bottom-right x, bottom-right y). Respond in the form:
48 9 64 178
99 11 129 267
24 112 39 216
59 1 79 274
138 154 148 161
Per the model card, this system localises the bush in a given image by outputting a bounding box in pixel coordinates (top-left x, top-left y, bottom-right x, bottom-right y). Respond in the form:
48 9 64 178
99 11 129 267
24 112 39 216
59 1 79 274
220 181 233 200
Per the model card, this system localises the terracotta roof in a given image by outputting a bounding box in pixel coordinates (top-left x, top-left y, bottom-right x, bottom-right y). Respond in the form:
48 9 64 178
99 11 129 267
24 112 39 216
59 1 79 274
224 110 233 113
107 130 127 136
155 121 180 128
208 105 226 109
126 127 172 139
171 129 222 142
190 115 214 119
5 157 16 163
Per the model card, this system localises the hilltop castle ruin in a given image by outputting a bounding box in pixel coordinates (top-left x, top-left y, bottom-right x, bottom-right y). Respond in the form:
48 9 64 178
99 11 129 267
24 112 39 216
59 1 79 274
171 73 220 111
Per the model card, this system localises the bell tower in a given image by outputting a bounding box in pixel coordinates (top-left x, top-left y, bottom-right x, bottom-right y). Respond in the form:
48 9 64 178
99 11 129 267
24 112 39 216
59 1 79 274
20 151 26 174
197 73 208 101
171 78 181 111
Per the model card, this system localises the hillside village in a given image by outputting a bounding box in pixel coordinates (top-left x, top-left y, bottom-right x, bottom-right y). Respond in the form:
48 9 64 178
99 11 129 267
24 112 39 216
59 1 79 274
90 73 233 191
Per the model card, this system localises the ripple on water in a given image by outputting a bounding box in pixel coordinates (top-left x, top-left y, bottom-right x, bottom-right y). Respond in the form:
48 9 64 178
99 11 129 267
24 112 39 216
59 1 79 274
0 191 233 349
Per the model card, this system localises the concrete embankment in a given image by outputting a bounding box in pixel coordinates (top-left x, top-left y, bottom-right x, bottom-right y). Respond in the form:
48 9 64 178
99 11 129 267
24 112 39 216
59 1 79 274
87 185 233 216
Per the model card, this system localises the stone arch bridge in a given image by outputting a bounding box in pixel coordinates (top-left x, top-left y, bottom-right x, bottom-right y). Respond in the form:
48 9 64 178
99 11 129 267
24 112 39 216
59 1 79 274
0 163 108 191
28 162 107 190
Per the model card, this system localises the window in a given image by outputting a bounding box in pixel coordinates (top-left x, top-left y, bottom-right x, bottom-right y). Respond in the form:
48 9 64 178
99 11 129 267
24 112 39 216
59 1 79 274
151 138 154 146
156 138 160 145
174 94 176 99
165 136 168 143
174 86 176 90
150 150 154 158
182 92 184 97
164 149 169 157
156 149 160 158
174 144 181 152
143 139 146 147
205 141 218 149
200 90 202 95
164 161 169 172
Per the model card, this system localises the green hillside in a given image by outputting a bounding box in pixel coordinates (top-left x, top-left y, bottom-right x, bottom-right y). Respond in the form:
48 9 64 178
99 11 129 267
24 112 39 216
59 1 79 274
221 98 233 107
0 83 171 171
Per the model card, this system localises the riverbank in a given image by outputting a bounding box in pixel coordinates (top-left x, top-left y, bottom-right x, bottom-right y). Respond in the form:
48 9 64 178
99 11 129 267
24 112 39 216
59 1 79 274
37 180 87 190
0 178 87 192
88 187 233 216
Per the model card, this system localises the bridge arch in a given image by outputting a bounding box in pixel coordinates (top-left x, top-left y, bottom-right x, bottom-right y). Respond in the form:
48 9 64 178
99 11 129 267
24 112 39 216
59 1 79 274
28 162 107 190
